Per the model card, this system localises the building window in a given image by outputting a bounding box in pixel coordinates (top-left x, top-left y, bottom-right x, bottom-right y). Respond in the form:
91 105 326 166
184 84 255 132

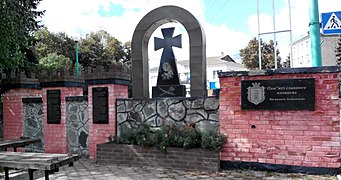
213 70 222 79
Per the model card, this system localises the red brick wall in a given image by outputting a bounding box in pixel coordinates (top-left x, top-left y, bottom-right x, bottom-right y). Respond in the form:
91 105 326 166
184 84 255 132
3 89 42 141
88 84 128 159
219 73 341 168
43 87 83 154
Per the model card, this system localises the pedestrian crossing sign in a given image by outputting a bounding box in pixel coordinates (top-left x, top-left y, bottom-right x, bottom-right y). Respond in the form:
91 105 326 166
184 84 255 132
322 11 341 35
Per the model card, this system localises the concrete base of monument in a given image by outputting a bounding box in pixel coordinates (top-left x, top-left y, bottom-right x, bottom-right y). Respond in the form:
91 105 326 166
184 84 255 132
152 84 186 97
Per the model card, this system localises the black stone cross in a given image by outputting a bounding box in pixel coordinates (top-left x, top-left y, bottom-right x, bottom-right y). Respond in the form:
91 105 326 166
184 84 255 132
152 27 186 97
154 27 182 85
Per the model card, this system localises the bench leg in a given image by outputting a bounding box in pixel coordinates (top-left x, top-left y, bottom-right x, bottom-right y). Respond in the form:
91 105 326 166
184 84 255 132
28 169 34 180
45 170 50 180
4 167 9 180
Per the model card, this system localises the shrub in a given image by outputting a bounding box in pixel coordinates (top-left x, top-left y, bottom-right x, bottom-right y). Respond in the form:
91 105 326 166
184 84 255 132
154 124 201 151
113 123 227 152
201 129 227 150
135 123 157 147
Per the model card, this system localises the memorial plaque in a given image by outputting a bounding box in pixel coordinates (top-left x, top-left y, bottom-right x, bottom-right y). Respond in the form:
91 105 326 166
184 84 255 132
93 87 109 124
47 90 61 124
241 78 315 110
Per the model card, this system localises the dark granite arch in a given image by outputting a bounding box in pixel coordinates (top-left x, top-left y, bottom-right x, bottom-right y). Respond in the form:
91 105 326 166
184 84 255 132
131 5 207 98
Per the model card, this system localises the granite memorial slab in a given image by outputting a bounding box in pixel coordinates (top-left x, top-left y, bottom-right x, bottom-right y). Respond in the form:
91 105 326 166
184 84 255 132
241 78 315 110
47 90 61 124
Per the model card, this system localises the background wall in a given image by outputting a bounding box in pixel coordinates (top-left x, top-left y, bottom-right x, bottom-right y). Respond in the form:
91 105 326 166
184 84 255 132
219 69 341 169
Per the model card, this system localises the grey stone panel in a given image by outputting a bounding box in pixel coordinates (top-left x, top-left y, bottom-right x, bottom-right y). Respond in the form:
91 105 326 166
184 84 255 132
204 98 219 110
116 97 219 136
116 102 125 113
66 99 89 157
142 102 156 119
134 103 144 112
156 100 168 118
168 102 186 121
208 113 219 122
132 6 206 98
23 102 44 152
192 98 204 109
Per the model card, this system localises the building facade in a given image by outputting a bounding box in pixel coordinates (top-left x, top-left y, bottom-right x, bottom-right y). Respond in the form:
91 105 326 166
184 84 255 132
149 55 247 97
292 34 339 67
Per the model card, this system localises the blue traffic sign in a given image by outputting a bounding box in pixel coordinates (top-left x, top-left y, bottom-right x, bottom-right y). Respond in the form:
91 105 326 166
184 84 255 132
321 11 341 35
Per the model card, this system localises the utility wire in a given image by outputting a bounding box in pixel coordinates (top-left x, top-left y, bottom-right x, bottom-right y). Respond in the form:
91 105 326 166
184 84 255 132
204 0 215 15
209 0 230 23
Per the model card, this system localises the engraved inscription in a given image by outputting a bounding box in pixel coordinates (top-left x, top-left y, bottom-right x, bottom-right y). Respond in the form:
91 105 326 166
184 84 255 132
241 78 315 110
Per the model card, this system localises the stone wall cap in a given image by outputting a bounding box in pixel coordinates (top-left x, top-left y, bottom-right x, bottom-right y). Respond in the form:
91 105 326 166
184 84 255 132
218 66 341 78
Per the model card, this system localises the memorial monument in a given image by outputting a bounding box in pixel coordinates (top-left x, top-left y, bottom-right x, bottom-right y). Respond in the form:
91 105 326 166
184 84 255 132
152 27 186 97
131 5 207 98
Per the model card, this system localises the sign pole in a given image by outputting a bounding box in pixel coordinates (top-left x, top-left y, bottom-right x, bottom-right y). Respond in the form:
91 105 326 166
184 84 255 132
309 0 322 67
257 0 262 70
75 40 79 78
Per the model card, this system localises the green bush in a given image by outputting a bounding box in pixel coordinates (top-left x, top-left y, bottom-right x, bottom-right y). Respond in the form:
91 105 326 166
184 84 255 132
113 123 227 152
135 123 157 147
201 129 227 150
154 124 201 151
113 127 138 144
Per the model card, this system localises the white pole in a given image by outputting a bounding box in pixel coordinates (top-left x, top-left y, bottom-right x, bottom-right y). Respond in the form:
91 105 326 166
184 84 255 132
257 0 262 70
273 0 277 69
288 0 293 68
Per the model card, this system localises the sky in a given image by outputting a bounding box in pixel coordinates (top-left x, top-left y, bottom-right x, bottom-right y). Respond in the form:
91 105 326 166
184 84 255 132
38 0 341 65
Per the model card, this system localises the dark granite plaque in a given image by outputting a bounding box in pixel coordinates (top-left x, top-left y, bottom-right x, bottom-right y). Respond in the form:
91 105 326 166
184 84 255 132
93 87 109 124
47 90 61 124
152 85 186 97
241 78 315 110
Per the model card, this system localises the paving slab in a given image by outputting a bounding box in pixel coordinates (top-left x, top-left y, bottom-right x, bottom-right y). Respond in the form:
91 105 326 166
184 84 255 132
0 158 338 180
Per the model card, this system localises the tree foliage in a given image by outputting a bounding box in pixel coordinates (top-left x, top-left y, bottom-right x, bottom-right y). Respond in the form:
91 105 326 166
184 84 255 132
0 0 44 73
35 27 75 60
336 35 341 66
240 37 282 70
39 53 73 71
282 54 291 68
34 29 132 69
79 30 130 67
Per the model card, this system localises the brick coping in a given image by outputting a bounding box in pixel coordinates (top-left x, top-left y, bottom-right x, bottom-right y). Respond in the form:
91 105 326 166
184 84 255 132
218 66 341 78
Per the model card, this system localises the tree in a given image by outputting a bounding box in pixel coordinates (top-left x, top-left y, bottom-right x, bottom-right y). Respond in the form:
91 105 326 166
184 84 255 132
39 53 73 71
35 27 75 60
79 30 128 68
122 41 132 68
282 54 291 68
0 0 44 73
240 37 282 70
34 29 132 70
336 35 341 66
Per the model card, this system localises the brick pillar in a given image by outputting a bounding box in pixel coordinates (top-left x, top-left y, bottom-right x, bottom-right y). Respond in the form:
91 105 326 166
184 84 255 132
40 69 84 154
85 65 130 159
1 72 41 141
